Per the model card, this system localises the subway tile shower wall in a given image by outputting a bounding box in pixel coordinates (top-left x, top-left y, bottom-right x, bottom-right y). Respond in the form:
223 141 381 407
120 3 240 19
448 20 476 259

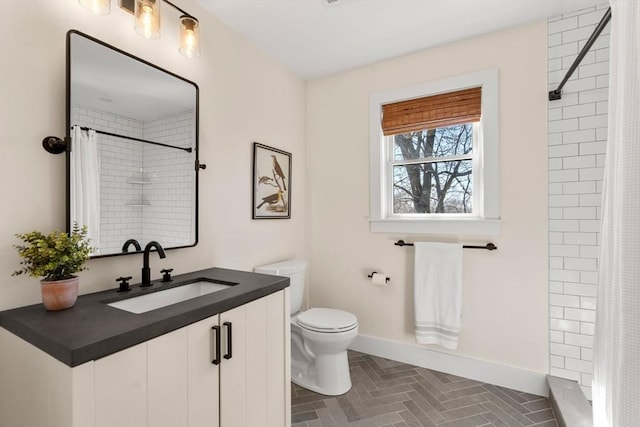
71 106 195 255
547 5 609 400
142 113 195 249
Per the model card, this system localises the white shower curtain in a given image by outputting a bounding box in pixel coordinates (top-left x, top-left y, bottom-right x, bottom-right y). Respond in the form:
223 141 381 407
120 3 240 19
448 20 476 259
593 0 640 425
70 125 101 254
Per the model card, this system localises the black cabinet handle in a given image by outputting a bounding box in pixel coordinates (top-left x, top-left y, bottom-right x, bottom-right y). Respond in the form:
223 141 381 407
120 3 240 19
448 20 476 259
223 321 232 360
211 325 221 365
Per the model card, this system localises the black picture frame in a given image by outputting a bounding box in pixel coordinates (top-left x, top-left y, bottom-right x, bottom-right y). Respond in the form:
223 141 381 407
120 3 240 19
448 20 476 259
252 142 291 219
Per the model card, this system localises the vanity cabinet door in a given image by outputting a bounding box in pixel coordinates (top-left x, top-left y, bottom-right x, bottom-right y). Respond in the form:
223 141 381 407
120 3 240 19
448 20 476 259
266 289 291 427
219 303 248 427
94 330 191 427
187 289 289 427
187 315 221 427
148 327 189 427
94 342 147 427
220 289 290 427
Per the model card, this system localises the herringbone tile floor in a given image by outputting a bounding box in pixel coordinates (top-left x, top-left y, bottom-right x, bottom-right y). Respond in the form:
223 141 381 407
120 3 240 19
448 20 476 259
291 351 557 427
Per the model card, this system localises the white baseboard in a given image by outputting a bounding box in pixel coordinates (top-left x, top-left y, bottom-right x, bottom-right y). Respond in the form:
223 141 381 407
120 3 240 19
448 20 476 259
349 334 548 397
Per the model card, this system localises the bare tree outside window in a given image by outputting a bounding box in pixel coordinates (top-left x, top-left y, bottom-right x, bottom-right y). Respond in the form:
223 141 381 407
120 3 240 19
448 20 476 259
392 124 474 214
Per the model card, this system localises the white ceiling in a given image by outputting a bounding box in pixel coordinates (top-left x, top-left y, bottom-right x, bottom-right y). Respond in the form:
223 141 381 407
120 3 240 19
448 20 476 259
196 0 608 80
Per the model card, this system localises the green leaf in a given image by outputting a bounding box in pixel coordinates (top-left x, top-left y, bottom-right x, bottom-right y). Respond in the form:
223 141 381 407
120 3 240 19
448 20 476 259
12 223 94 281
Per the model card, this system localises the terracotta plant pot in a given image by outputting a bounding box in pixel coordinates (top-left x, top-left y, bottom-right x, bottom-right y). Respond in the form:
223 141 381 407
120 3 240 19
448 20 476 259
40 276 79 311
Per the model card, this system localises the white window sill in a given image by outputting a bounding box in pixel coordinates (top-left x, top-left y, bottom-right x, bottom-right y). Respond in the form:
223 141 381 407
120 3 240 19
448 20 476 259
370 218 500 236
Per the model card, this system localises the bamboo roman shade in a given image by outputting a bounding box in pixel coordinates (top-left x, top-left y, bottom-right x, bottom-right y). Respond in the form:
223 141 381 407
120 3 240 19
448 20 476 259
381 87 482 136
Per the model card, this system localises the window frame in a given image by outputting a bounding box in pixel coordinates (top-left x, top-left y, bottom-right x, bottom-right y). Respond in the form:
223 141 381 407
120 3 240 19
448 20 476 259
369 69 500 235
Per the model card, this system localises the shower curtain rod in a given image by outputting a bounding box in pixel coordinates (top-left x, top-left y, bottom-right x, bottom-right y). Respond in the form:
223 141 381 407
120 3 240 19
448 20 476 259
395 240 497 251
549 7 611 101
74 126 193 153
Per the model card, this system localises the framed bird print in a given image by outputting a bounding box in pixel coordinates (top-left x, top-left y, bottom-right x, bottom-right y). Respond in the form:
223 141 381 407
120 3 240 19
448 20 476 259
252 142 292 219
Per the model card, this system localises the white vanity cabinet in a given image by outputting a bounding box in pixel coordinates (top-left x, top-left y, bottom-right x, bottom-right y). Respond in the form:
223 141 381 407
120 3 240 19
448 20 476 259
189 289 290 427
0 289 291 427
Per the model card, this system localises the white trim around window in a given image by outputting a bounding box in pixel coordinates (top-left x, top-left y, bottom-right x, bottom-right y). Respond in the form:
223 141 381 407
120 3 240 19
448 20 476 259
369 69 500 235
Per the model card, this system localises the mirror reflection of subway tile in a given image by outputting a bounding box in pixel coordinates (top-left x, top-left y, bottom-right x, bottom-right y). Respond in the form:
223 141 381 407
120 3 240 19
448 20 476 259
69 32 198 256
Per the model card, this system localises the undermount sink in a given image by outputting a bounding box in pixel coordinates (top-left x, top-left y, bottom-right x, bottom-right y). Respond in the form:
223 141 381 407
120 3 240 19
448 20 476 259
107 279 234 314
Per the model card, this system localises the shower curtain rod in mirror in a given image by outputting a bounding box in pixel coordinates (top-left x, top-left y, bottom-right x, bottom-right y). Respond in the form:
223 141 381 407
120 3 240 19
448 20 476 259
73 125 193 153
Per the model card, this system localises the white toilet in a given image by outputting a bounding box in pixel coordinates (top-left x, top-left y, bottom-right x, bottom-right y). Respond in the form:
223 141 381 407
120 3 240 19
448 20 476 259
254 260 358 396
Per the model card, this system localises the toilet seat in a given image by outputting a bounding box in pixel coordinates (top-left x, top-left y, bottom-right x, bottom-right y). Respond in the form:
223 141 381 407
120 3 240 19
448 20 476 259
296 308 358 333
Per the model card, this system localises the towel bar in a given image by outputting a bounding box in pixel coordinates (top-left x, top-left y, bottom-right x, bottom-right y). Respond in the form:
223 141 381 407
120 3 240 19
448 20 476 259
394 240 497 251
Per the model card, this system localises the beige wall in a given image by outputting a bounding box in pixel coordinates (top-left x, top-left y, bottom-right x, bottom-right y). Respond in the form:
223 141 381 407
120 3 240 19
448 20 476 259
0 0 306 310
306 22 549 372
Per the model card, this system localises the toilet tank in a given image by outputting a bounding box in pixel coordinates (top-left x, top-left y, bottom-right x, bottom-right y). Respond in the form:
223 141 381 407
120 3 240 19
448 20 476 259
254 260 306 315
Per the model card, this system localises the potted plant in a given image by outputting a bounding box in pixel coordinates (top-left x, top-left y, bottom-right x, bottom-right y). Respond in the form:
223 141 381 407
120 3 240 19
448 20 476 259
12 223 93 311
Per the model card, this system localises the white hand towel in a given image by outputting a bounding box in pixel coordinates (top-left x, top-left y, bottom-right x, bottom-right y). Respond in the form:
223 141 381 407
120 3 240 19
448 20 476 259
414 242 463 349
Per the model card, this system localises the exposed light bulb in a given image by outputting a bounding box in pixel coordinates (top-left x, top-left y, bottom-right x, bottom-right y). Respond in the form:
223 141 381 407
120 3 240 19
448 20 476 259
179 16 200 58
134 0 160 39
184 29 195 57
141 5 153 39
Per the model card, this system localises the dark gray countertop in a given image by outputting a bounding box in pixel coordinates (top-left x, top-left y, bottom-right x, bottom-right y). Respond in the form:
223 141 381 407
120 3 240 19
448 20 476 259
0 267 289 367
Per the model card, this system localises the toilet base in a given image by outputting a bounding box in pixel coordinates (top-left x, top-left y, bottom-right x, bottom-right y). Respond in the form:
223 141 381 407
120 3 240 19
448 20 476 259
291 350 352 396
289 310 358 396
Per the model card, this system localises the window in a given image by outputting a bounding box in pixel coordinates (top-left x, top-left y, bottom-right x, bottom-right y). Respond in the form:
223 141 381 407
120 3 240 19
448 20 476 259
391 123 476 215
369 69 500 235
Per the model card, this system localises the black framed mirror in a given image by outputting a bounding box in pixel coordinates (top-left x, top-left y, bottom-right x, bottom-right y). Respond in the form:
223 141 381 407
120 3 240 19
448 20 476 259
66 30 199 258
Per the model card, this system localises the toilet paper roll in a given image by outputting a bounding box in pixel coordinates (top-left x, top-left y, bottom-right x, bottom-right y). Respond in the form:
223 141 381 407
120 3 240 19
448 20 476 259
371 273 388 286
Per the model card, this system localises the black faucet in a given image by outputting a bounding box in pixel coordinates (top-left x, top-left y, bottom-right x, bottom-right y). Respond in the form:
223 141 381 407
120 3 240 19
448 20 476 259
141 241 166 287
122 239 142 253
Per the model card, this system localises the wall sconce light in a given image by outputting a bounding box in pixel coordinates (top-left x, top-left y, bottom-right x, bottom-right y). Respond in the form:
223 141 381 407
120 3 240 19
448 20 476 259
78 0 111 15
134 0 161 39
79 0 200 58
179 15 200 58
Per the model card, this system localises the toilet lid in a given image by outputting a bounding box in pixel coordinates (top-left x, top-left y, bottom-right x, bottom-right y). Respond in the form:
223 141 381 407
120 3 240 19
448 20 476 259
296 308 358 333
